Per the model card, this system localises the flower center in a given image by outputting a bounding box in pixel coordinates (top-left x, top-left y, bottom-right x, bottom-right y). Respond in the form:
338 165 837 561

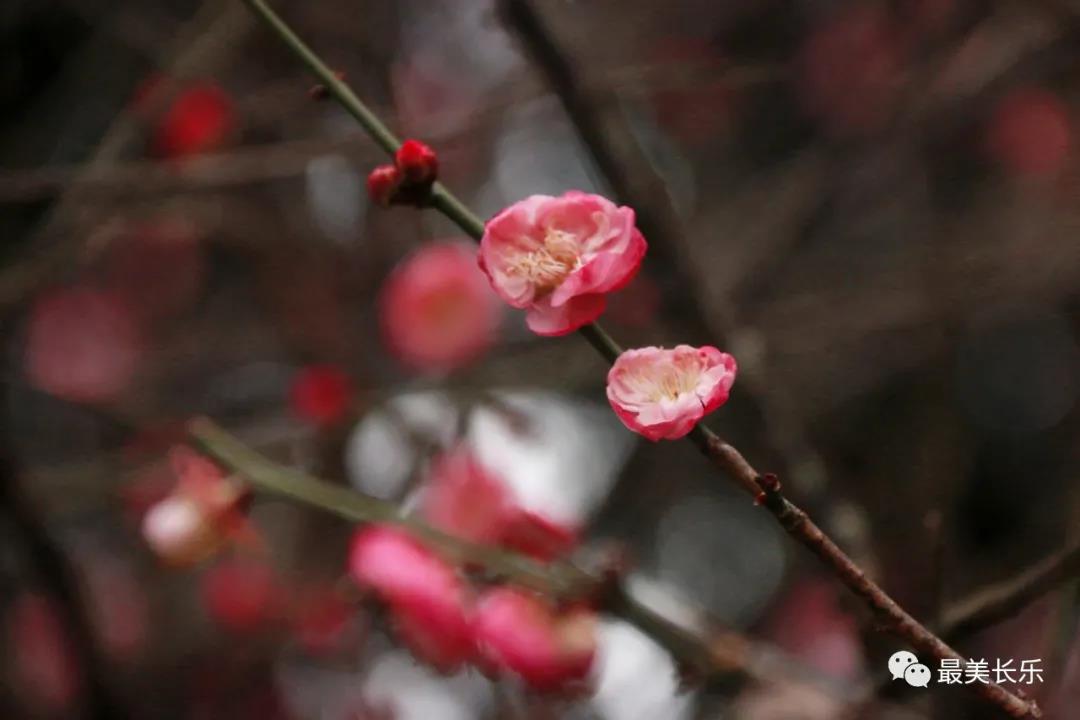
625 359 704 404
510 228 581 292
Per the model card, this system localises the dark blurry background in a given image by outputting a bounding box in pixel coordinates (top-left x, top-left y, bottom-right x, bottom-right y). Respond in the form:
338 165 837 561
0 0 1078 718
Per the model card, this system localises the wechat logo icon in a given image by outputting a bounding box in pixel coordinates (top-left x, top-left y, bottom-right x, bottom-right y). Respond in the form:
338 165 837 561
889 650 931 688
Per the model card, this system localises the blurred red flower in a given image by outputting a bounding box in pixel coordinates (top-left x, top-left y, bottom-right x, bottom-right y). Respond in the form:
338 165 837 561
289 364 354 427
152 82 235 159
986 87 1072 178
380 241 500 372
473 588 596 693
799 6 905 136
25 285 143 404
200 558 280 633
348 526 474 672
8 593 80 712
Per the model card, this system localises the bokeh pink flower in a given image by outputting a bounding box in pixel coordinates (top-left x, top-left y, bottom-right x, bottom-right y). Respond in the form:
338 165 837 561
473 588 596 693
141 447 254 566
200 558 280 633
289 364 354 427
606 345 737 440
348 525 474 672
478 191 646 336
421 445 511 545
380 241 500 372
421 445 578 561
25 285 143 404
985 87 1071 178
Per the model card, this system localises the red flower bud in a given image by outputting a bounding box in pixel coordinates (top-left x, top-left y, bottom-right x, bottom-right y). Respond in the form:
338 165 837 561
395 139 439 185
367 165 402 207
289 364 354 427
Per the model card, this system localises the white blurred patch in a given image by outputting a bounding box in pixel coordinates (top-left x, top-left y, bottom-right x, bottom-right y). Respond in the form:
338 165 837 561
363 652 491 720
346 390 635 525
394 0 523 136
656 494 786 626
494 97 603 201
275 661 366 720
590 620 693 720
305 154 363 245
345 391 460 499
468 391 636 527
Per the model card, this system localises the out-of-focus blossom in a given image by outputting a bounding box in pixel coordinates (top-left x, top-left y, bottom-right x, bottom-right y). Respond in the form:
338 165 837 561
985 87 1071 178
291 586 360 656
473 588 596 693
289 364 354 427
152 82 235 158
81 555 149 662
8 593 80 712
765 579 864 680
799 6 905 136
101 219 205 322
421 445 578 560
421 446 511 544
606 345 737 441
25 285 142 404
498 509 578 562
200 558 280 633
380 241 500 372
141 447 254 566
348 526 473 672
479 192 647 336
141 495 222 566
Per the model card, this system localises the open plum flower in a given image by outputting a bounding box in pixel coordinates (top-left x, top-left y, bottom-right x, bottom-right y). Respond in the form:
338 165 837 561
478 191 647 336
606 345 737 441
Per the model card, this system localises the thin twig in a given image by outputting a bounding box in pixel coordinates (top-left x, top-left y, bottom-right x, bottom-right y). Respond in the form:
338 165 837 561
238 1 1039 716
939 540 1080 643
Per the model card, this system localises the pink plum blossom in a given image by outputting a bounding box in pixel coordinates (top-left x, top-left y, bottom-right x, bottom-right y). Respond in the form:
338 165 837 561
348 526 474 672
473 588 596 693
421 446 512 544
499 509 578 562
421 446 578 560
24 285 143 404
606 345 737 441
478 192 647 336
380 241 500 372
200 558 281 633
140 447 256 565
8 594 80 711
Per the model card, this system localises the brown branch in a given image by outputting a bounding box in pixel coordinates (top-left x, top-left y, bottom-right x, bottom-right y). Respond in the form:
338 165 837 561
697 434 1039 717
940 539 1080 643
